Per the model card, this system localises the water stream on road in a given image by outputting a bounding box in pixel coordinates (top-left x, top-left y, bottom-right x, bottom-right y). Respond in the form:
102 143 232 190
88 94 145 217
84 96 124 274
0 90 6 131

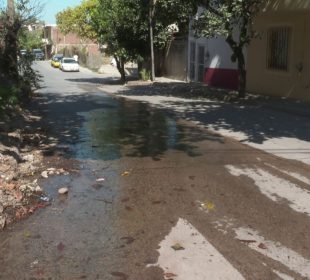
0 92 207 279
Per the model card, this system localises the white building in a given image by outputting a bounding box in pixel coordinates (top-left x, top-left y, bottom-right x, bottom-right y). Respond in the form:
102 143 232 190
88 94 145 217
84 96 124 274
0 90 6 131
187 7 240 90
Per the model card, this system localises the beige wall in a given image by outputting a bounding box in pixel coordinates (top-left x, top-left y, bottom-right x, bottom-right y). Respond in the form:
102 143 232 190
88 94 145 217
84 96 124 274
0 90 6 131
247 11 310 100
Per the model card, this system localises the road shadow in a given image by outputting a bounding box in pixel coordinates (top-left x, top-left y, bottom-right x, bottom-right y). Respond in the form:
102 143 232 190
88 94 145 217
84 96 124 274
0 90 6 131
66 75 139 86
117 82 310 153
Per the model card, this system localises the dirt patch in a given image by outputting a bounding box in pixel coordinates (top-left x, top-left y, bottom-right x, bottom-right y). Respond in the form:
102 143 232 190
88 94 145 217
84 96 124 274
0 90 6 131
0 105 63 229
120 80 244 102
116 79 289 106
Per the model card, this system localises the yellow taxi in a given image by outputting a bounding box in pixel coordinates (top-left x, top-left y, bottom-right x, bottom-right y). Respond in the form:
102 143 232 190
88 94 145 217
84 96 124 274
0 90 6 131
51 54 64 68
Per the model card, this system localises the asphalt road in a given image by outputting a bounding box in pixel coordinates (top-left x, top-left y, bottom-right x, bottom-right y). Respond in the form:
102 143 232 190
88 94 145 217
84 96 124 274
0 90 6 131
0 62 309 280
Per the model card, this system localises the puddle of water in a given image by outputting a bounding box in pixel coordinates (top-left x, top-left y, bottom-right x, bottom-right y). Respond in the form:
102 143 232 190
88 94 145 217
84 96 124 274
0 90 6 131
75 100 205 161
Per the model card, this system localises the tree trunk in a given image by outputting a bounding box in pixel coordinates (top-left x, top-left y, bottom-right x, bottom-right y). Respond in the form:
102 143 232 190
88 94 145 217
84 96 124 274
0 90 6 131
149 0 155 81
120 61 126 84
3 21 19 82
115 56 126 84
236 49 246 98
137 61 143 79
225 31 247 98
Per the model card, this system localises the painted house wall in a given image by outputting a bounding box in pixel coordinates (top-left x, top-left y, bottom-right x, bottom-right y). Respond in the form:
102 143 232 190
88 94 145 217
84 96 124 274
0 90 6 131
204 36 239 90
188 7 239 90
247 10 310 100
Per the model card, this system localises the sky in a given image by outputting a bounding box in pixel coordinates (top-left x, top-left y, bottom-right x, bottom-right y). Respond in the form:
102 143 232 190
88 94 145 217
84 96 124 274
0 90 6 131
39 0 82 24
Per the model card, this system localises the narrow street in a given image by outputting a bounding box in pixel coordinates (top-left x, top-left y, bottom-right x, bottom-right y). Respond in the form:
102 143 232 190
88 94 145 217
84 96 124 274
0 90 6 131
0 62 309 280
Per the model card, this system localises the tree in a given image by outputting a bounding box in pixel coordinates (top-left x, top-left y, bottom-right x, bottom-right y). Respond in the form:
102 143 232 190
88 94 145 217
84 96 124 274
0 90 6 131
56 0 199 83
19 28 43 50
93 0 199 81
193 0 263 98
0 0 42 109
56 0 98 42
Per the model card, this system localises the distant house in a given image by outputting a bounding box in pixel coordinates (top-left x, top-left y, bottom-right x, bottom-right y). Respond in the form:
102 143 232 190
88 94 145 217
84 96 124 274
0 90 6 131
44 25 102 68
44 25 100 56
247 0 310 100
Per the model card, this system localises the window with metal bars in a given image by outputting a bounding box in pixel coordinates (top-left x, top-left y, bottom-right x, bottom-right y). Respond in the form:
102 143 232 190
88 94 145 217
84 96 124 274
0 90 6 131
267 27 291 71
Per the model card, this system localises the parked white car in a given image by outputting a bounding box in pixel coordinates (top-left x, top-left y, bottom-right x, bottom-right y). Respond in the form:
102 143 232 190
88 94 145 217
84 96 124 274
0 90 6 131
59 57 79 72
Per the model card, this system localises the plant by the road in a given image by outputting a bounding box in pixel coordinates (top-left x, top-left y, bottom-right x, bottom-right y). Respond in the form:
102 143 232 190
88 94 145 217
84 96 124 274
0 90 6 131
0 0 42 111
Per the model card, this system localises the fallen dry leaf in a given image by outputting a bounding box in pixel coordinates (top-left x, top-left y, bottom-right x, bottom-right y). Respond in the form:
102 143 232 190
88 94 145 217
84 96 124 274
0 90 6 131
121 236 135 245
171 243 185 251
125 206 133 211
57 242 65 251
24 230 31 238
15 208 27 219
121 171 130 177
238 239 257 244
258 243 267 249
164 272 178 278
13 190 23 202
110 271 129 279
4 183 16 191
200 201 215 211
152 200 162 205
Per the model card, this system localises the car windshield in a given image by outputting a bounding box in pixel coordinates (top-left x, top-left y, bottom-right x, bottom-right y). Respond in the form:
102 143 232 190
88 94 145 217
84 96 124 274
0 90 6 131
54 55 63 61
33 49 43 54
63 59 77 64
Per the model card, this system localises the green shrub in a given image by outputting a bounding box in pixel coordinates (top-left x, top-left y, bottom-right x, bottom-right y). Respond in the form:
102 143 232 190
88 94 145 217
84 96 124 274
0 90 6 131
139 68 151 81
0 85 19 110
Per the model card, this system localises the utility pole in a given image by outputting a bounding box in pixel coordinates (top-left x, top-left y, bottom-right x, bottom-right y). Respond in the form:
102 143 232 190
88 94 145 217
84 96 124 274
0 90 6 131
149 0 156 81
44 23 48 60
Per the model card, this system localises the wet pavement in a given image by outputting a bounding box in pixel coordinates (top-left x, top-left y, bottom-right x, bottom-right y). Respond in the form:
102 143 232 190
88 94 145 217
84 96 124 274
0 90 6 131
0 62 309 280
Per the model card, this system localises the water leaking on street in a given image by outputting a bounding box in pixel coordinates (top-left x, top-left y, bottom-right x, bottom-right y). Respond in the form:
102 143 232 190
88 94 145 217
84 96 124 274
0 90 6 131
0 63 211 279
1 62 309 280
